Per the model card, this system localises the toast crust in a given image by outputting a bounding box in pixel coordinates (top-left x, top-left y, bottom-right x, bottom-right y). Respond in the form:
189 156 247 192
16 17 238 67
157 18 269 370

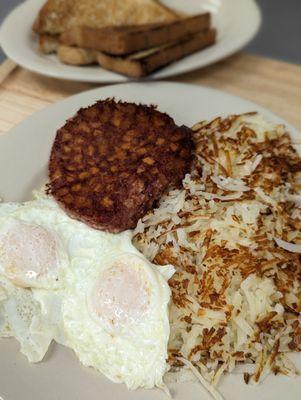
60 14 211 55
97 29 217 77
38 34 60 54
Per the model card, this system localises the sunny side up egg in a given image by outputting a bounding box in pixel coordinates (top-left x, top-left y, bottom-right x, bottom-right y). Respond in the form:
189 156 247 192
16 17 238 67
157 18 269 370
0 274 59 362
0 200 68 362
0 196 174 390
63 250 174 390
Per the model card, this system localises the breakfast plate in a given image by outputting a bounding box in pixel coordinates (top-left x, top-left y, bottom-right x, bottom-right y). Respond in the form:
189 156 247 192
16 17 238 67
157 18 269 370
0 0 261 83
0 81 300 400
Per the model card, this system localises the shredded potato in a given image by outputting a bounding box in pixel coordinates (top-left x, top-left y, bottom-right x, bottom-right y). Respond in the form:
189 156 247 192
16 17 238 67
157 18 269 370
133 113 301 391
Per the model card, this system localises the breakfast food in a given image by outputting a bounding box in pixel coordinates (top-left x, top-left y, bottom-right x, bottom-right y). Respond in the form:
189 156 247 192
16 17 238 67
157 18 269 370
57 27 216 74
34 0 178 55
33 0 178 35
57 45 97 65
39 34 60 54
0 199 70 362
134 113 301 393
63 251 174 390
97 29 216 77
0 207 68 290
48 99 194 232
60 14 212 55
0 274 57 362
57 14 216 75
33 1 216 77
2 95 301 399
0 196 174 389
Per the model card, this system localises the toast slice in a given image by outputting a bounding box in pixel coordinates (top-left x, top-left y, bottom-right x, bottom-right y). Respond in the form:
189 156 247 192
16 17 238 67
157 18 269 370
57 45 98 65
97 29 216 77
38 34 60 54
33 0 179 35
60 13 211 55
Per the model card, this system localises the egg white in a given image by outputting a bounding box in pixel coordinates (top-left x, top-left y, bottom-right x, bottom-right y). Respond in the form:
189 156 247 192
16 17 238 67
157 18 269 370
0 201 68 289
62 241 174 390
0 275 55 362
0 196 174 390
0 197 120 360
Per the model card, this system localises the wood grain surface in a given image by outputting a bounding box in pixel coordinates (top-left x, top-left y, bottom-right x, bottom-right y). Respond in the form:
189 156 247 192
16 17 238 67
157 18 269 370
0 53 300 137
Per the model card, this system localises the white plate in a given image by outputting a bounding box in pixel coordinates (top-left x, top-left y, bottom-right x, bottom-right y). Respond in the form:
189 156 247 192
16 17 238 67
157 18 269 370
0 82 300 400
0 0 261 83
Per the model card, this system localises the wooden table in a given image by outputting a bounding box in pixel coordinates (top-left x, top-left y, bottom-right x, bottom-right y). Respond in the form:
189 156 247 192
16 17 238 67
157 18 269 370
0 53 301 136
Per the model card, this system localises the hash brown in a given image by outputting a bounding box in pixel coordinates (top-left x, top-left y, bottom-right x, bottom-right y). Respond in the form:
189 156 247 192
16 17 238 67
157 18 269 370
48 99 194 232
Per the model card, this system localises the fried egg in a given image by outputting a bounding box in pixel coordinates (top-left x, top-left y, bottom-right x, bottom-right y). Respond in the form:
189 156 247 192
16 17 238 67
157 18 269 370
62 246 174 390
0 201 69 290
0 274 56 362
0 197 122 360
0 196 174 390
0 199 72 361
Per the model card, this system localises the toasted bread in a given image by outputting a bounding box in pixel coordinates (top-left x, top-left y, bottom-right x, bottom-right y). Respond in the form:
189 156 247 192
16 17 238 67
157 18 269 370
33 0 179 35
60 13 211 55
98 29 216 77
57 45 98 65
38 34 60 54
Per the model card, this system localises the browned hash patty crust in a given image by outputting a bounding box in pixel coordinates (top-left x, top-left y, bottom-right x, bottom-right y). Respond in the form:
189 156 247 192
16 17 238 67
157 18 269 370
48 99 194 232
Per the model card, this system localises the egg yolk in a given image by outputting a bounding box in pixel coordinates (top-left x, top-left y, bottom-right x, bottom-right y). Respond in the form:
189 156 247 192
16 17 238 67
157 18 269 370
89 261 150 330
0 220 58 288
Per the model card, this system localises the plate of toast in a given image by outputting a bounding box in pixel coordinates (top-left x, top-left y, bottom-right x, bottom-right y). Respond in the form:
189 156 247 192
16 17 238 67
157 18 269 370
0 0 261 82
